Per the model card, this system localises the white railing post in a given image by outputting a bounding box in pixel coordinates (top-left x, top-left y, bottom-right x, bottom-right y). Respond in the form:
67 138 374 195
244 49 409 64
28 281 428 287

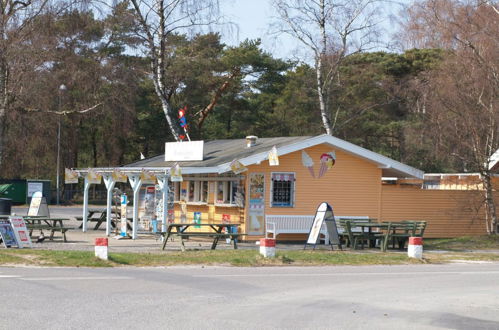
103 174 116 236
128 174 142 239
82 177 90 232
156 172 169 233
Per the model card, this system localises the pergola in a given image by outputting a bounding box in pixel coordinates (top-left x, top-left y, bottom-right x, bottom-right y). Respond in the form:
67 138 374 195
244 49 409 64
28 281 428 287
73 167 171 239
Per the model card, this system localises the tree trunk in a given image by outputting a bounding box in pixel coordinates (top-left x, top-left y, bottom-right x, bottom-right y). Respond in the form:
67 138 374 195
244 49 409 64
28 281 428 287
316 0 332 135
483 172 498 234
0 56 8 169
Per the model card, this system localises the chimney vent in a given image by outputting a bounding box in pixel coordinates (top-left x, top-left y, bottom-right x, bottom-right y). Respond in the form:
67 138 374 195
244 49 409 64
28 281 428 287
246 135 258 148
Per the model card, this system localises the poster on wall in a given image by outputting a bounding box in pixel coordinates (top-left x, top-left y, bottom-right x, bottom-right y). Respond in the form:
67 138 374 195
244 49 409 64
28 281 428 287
248 173 265 235
27 182 43 197
222 214 231 224
194 212 201 228
137 185 156 232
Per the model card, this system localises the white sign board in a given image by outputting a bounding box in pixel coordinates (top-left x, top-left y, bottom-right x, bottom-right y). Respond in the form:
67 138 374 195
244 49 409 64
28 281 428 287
27 182 43 197
9 216 32 248
165 140 204 161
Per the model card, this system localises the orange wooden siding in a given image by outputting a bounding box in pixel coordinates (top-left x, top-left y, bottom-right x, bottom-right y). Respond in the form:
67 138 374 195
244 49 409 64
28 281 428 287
245 144 382 238
381 185 497 237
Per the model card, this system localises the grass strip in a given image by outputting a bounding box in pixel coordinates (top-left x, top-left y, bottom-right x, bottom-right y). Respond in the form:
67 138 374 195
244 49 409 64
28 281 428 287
0 249 427 267
424 235 499 251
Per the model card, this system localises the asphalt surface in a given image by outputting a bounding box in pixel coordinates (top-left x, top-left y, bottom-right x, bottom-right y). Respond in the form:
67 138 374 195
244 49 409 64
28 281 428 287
1 263 499 329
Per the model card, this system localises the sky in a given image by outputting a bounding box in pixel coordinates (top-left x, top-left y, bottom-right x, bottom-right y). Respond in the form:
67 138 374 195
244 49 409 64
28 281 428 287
217 0 409 61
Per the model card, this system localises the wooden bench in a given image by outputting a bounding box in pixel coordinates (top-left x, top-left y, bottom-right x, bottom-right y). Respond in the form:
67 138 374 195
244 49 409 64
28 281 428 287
164 232 241 251
388 221 427 249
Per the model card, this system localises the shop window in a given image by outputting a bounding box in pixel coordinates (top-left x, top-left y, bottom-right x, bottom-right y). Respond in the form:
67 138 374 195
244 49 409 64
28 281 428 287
187 181 208 203
271 173 295 207
173 181 181 201
216 181 239 205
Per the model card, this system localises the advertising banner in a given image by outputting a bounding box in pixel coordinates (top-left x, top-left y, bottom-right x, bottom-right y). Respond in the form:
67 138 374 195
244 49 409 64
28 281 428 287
0 220 18 248
87 170 102 184
9 216 32 248
64 168 79 184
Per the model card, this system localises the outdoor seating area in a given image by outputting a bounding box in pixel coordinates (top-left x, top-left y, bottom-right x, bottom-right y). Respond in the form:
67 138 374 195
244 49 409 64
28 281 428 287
161 223 241 251
23 216 71 242
75 208 133 231
341 219 427 251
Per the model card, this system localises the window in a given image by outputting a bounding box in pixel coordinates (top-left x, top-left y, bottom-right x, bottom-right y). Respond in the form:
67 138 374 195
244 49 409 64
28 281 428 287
271 173 295 207
173 182 181 202
216 181 240 205
187 181 208 203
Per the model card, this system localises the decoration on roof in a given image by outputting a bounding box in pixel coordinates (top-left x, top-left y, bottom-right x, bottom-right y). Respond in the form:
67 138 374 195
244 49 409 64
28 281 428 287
140 170 156 184
268 146 279 166
318 151 336 178
86 170 102 184
112 170 128 183
170 163 183 182
64 168 79 184
178 106 191 141
301 151 315 178
230 159 248 174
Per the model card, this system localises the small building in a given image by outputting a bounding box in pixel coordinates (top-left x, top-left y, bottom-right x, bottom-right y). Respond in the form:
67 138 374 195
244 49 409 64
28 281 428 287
74 134 498 239
123 135 422 240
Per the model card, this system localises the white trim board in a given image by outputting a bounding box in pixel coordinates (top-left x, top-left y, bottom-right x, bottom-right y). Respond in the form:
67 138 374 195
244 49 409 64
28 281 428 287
218 134 424 179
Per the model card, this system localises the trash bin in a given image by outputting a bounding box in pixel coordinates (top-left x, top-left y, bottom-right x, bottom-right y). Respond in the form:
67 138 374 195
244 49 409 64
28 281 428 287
0 198 12 216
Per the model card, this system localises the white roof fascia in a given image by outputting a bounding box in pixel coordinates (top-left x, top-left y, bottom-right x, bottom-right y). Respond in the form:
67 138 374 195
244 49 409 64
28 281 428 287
218 134 424 179
488 149 499 170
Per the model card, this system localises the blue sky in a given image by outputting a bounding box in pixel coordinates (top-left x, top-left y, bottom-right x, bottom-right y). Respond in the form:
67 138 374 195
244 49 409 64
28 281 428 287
218 0 409 60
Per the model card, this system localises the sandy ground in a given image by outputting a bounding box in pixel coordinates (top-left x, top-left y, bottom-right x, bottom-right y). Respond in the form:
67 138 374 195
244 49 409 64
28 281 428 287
11 205 315 253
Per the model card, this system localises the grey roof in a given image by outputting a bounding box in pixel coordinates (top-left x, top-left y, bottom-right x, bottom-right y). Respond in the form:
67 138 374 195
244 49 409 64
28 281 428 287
125 136 312 168
123 134 424 178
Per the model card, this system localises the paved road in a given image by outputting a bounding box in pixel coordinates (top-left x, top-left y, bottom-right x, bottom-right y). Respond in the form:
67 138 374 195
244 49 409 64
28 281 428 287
1 263 499 329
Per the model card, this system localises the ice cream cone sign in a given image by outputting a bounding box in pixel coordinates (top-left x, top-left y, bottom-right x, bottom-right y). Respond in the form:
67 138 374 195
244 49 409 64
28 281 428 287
318 151 336 178
301 151 315 178
268 146 279 166
230 159 248 174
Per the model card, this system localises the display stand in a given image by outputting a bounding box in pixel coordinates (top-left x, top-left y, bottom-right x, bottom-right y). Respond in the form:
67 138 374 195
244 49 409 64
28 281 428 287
304 202 342 250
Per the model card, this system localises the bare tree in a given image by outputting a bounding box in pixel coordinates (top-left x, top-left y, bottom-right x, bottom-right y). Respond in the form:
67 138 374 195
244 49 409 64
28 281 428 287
0 0 51 167
272 0 382 135
128 0 220 141
402 0 499 233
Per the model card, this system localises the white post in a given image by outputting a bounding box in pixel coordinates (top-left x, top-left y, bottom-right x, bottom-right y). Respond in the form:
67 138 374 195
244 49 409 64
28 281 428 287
156 173 169 233
103 174 116 236
128 174 142 240
82 177 90 232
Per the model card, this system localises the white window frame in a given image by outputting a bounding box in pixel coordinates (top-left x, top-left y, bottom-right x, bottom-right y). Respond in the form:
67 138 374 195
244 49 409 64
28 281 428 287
270 172 296 208
215 180 240 207
187 181 208 204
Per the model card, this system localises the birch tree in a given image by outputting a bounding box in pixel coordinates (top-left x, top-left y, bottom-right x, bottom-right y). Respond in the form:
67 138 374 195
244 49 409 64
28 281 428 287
402 0 499 233
272 0 382 135
128 0 219 141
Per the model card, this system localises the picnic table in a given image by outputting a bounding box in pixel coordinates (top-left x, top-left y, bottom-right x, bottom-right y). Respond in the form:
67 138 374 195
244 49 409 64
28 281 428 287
75 208 132 231
23 216 71 242
344 220 426 252
161 223 241 251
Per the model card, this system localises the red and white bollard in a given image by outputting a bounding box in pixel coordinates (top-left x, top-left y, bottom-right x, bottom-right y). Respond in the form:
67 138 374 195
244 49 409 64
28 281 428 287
408 237 423 259
259 238 276 258
95 238 108 260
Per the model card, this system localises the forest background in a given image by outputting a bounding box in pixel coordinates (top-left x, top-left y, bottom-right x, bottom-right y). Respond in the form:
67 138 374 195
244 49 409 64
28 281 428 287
0 0 496 189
